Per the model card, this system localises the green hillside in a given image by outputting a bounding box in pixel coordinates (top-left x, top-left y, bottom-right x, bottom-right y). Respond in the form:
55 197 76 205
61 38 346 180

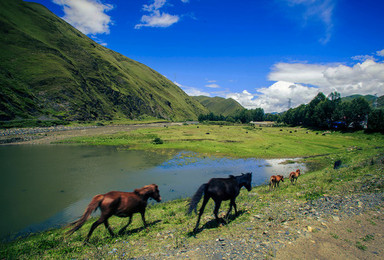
193 96 243 116
342 94 384 109
0 0 208 122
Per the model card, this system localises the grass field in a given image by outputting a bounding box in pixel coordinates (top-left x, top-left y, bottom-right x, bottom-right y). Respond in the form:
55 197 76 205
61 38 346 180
1 125 383 259
58 124 383 158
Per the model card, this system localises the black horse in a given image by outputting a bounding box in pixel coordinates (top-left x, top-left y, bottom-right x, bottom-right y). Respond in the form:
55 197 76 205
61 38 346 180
187 173 252 232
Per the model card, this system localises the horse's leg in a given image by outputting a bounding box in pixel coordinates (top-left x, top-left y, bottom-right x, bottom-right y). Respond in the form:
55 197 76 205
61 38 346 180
104 219 115 238
85 216 107 243
140 210 147 227
118 215 132 235
213 199 222 222
233 199 238 216
194 195 209 232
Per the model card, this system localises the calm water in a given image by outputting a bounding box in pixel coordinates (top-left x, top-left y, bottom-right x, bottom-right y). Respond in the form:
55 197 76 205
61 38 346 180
0 145 305 240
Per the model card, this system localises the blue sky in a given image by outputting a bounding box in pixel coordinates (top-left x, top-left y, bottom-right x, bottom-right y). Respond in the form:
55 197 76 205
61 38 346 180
28 0 384 112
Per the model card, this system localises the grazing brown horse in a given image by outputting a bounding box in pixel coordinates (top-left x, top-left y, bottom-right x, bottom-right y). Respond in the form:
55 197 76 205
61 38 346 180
67 184 161 242
289 169 301 184
269 175 284 190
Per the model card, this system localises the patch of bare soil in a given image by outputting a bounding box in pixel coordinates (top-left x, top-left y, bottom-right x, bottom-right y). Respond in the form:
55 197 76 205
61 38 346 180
275 207 384 260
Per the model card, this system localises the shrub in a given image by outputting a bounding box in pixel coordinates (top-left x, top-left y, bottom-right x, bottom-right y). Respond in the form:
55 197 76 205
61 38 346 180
152 137 163 144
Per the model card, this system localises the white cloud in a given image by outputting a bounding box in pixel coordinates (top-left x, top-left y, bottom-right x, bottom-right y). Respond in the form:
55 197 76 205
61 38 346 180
53 0 113 35
269 58 384 97
205 83 220 88
181 0 190 3
352 55 376 62
135 0 180 28
377 49 384 57
280 0 335 44
174 81 210 96
227 51 384 113
135 11 179 28
226 82 318 113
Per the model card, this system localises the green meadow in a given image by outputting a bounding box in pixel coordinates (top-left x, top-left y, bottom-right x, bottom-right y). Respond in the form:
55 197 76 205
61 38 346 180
1 125 383 259
58 124 383 158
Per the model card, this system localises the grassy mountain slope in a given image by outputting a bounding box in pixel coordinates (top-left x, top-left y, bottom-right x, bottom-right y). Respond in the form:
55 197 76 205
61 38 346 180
0 0 208 122
193 96 243 117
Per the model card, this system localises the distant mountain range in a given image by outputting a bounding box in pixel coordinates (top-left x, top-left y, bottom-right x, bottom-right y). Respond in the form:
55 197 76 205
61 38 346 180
0 0 208 122
192 96 244 117
341 94 384 109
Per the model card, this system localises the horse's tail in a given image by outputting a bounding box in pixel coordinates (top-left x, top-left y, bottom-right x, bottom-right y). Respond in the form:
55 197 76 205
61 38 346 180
66 194 104 236
187 183 207 215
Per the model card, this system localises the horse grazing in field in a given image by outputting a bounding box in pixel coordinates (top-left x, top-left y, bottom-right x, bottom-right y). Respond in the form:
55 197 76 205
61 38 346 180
289 169 301 184
66 184 161 243
187 173 252 232
269 175 284 190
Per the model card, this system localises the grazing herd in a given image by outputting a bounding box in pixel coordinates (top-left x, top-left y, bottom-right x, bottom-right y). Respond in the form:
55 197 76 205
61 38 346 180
68 170 301 242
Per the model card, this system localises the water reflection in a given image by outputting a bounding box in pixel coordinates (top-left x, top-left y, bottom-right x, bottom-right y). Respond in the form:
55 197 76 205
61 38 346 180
0 146 305 240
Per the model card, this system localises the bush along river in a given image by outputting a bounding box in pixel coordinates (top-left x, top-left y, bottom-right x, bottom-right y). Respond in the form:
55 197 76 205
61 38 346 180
0 145 306 240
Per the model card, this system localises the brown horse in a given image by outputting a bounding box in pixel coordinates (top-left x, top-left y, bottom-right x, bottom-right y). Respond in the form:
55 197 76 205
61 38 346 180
289 169 301 184
269 175 284 190
66 184 161 242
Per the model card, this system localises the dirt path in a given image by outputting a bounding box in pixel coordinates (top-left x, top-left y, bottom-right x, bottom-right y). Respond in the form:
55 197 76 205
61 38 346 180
275 207 384 260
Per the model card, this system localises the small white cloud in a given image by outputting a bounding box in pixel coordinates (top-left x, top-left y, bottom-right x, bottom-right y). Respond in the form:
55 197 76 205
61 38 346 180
377 49 384 57
352 55 376 62
181 0 190 3
143 0 166 12
53 0 113 35
136 0 180 29
135 11 179 28
205 83 220 89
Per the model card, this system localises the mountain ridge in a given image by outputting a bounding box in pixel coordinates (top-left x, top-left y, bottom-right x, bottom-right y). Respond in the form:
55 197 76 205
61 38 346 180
0 0 208 122
192 96 244 117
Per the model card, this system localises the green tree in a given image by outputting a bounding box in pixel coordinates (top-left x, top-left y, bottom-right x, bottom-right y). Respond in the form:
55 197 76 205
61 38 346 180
367 109 384 132
343 97 371 129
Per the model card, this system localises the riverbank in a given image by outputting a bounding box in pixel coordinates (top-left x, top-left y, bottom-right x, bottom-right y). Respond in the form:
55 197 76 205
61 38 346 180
0 122 182 145
1 140 383 259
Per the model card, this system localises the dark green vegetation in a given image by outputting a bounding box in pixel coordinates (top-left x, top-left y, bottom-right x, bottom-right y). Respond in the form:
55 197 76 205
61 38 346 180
193 96 244 117
280 92 384 132
1 131 383 258
0 0 208 123
196 93 383 132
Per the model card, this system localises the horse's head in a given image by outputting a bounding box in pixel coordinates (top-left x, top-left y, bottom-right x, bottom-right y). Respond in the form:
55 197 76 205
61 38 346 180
239 172 252 191
135 184 162 202
296 169 301 175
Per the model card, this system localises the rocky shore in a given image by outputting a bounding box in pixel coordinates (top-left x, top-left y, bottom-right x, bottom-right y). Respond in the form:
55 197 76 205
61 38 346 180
0 125 98 144
0 123 180 145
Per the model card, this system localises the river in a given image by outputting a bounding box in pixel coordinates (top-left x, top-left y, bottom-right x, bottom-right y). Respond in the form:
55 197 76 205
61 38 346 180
0 145 306 240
